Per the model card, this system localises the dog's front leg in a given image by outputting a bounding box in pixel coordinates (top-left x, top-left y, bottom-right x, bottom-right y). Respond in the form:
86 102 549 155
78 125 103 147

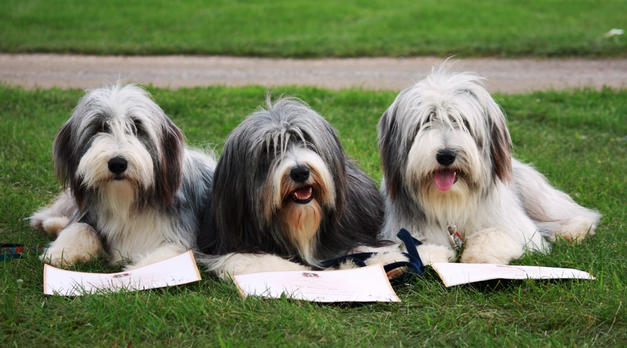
202 253 311 281
416 243 456 264
460 227 523 264
347 244 411 269
30 189 76 238
124 243 188 270
40 222 104 267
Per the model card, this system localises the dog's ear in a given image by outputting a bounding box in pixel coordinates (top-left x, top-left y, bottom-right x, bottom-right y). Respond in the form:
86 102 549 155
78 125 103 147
156 119 184 206
486 104 512 182
378 104 404 199
52 120 74 186
322 123 348 216
206 138 263 253
319 162 384 253
52 119 88 208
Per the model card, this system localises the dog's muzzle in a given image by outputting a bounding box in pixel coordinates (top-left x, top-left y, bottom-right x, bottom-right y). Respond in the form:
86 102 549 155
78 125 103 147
434 149 458 191
288 165 314 204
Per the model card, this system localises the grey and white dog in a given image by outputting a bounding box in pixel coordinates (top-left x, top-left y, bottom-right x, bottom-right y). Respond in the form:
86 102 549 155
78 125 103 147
197 98 405 279
30 84 216 269
378 68 601 264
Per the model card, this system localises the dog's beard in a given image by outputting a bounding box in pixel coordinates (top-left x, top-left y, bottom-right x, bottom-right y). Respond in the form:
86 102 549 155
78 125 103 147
97 180 137 218
277 179 327 265
279 197 322 264
419 174 473 224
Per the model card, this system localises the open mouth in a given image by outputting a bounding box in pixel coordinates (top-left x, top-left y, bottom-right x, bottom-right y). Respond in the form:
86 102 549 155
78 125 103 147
290 186 314 204
433 169 458 191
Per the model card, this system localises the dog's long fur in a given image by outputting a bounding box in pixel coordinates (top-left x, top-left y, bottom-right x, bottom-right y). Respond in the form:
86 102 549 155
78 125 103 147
378 68 601 264
31 84 216 269
197 98 404 279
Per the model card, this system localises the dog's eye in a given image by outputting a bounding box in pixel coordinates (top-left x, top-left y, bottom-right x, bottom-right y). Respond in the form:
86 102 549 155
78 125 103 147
452 116 471 131
98 123 110 134
448 116 471 131
132 119 144 136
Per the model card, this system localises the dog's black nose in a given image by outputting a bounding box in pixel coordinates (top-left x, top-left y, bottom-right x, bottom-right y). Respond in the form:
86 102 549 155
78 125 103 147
290 165 310 183
108 156 128 175
436 150 456 166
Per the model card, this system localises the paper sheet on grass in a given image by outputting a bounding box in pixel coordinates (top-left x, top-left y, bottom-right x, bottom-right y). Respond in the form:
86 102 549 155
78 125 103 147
43 251 201 296
234 265 400 302
431 262 595 287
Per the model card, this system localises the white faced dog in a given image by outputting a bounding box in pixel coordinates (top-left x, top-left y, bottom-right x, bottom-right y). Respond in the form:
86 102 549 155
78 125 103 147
30 84 216 269
378 69 601 264
197 98 406 279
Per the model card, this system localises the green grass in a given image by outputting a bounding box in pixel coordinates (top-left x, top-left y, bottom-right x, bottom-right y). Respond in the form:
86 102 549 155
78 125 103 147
0 0 625 57
1 86 625 346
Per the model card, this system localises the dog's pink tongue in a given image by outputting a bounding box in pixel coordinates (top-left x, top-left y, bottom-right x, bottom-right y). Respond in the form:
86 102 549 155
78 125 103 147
293 186 312 200
434 170 456 191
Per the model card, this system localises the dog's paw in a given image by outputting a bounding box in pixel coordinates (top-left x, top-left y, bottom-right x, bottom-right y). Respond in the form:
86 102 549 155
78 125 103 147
214 253 310 280
460 252 508 265
416 244 456 264
461 228 522 264
30 190 76 236
123 244 187 270
29 210 64 233
350 244 410 266
40 246 91 267
40 222 103 267
29 214 45 231
556 216 597 244
41 216 71 238
365 249 410 266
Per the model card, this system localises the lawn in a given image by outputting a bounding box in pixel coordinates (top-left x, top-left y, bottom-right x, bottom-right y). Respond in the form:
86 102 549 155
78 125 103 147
1 85 625 346
0 0 625 57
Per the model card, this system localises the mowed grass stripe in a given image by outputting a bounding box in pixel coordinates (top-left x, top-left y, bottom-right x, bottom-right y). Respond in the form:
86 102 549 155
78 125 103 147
1 86 625 346
0 0 625 57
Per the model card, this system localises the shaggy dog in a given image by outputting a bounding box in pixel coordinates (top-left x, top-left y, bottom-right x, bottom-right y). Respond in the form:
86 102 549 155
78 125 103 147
378 69 601 264
197 98 405 279
31 84 215 269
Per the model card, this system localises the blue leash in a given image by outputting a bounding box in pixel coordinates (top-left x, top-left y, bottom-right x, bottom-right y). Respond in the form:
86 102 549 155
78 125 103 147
388 228 425 277
0 244 47 261
319 228 424 283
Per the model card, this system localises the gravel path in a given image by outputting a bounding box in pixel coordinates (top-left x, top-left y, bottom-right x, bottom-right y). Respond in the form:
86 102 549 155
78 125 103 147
1 54 625 93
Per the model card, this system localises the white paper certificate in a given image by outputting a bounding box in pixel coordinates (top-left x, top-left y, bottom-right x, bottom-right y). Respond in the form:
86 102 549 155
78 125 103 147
234 265 400 302
431 262 595 287
43 251 202 296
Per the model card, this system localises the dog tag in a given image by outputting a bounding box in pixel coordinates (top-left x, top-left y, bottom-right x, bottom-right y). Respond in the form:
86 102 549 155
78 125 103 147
447 225 464 251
